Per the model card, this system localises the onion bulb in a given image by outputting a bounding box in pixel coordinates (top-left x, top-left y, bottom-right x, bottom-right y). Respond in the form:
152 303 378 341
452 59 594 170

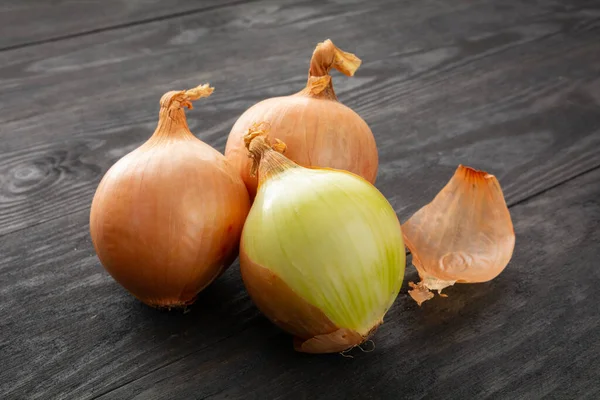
402 165 515 305
239 127 404 353
225 39 378 199
90 84 250 308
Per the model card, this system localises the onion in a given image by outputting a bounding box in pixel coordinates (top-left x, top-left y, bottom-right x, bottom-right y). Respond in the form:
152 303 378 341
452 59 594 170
402 165 516 305
90 84 250 308
239 127 404 353
225 39 378 199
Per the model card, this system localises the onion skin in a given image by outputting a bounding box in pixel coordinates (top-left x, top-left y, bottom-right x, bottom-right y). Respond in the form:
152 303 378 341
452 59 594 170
240 250 366 353
402 165 515 305
239 131 404 353
90 85 250 308
225 39 378 199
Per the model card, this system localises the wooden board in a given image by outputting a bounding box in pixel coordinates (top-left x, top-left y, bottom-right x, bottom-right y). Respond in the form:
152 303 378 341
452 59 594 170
1 0 599 237
1 165 598 399
0 0 248 50
2 0 600 398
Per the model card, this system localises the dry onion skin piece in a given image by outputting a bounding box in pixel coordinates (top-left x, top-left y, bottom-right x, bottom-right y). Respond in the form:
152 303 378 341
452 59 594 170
239 126 404 354
402 165 515 305
90 84 250 309
224 39 378 199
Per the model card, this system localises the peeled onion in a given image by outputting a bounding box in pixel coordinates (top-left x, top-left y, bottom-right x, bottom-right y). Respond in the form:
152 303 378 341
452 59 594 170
90 84 250 308
224 39 378 199
239 127 404 353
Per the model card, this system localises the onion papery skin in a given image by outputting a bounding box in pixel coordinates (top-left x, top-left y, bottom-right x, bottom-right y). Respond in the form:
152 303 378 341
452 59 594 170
90 85 250 308
224 39 378 199
402 165 516 305
225 96 378 199
240 165 405 353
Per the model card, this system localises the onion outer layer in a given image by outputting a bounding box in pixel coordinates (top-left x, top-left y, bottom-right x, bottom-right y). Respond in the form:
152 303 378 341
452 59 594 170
402 165 515 305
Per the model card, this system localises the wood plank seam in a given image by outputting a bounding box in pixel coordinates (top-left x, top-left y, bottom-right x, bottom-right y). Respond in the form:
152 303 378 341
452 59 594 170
0 0 257 53
506 163 600 209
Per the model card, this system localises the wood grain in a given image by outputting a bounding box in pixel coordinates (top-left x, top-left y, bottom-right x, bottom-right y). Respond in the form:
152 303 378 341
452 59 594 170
1 0 600 398
0 0 249 50
1 164 598 399
1 0 599 237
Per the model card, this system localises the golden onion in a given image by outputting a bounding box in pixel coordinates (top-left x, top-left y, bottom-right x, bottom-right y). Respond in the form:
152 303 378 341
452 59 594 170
90 84 250 308
225 39 378 199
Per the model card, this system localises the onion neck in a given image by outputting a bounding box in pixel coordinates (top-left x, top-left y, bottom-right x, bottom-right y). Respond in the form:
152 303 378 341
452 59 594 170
245 128 297 187
258 149 298 186
298 39 362 100
151 84 214 140
154 107 193 139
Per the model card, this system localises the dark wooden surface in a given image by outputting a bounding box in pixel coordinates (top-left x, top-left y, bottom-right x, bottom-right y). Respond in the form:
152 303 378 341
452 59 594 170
1 1 599 399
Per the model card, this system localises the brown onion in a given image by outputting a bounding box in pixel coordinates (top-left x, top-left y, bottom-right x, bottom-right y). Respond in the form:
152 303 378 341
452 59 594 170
90 84 250 308
224 39 378 199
